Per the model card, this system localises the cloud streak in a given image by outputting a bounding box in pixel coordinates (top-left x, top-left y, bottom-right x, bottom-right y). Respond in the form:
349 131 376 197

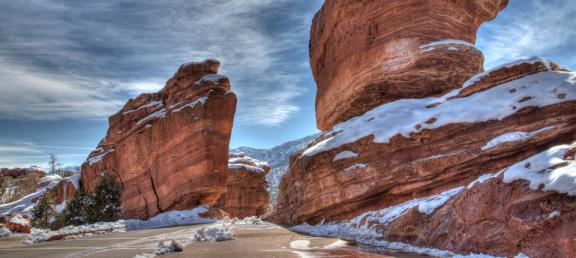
0 0 319 125
477 0 576 69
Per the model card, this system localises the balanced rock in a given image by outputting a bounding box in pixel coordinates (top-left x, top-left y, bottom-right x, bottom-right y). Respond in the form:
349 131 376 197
311 0 508 130
216 153 270 218
271 58 576 225
81 59 237 219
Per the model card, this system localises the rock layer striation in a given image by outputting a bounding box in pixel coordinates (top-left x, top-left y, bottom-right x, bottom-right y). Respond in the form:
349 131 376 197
216 153 270 218
81 60 237 219
311 0 508 130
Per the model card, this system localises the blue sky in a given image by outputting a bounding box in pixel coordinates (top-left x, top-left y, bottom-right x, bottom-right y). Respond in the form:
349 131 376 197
0 0 574 168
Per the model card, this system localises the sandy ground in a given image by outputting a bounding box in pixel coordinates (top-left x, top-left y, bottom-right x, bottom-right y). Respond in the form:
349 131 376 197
0 222 429 258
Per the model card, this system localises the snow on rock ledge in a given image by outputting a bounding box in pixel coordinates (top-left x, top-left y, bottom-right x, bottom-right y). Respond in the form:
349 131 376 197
290 144 576 258
503 143 576 196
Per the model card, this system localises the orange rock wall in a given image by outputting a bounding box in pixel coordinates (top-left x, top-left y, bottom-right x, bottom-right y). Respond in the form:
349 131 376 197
81 60 237 219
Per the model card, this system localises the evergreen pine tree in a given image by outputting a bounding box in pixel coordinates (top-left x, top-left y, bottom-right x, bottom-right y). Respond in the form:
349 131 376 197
31 192 55 228
88 173 122 223
62 187 89 226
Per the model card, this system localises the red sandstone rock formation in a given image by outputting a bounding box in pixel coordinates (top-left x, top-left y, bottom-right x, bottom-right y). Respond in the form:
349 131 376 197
216 153 270 218
5 213 31 233
80 59 237 219
311 0 508 130
271 59 576 225
291 144 576 257
1 167 46 179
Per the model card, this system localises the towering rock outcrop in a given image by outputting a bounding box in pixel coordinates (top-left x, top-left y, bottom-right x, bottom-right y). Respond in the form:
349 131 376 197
271 1 576 257
216 153 270 218
81 59 237 219
311 0 508 130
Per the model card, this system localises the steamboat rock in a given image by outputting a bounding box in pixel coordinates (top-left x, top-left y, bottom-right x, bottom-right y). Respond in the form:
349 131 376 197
81 59 237 219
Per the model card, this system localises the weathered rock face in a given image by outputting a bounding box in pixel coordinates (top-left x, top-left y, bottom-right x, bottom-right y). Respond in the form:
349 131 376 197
311 0 508 130
80 59 237 219
271 59 576 225
216 153 270 218
291 144 576 257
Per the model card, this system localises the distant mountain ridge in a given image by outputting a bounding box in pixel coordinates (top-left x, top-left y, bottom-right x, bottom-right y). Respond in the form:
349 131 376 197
231 133 321 203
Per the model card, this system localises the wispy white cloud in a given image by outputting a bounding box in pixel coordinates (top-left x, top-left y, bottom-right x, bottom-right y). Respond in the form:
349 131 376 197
477 0 576 69
0 0 318 125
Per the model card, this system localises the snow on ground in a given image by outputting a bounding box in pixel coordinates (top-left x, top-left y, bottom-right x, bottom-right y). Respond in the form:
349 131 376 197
23 221 126 244
333 151 358 162
192 224 235 242
21 206 217 244
503 143 576 196
0 226 12 238
481 126 555 150
302 62 575 158
124 205 217 230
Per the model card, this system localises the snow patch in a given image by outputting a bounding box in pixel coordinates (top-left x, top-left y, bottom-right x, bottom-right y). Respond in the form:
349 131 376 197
195 74 228 85
124 205 217 230
333 151 358 162
418 187 464 215
192 224 235 242
9 214 30 226
481 126 555 150
420 39 474 52
0 227 12 238
302 68 575 158
123 100 163 115
171 97 208 113
22 222 126 244
463 57 551 88
88 149 114 165
344 163 367 172
503 144 576 196
547 210 561 219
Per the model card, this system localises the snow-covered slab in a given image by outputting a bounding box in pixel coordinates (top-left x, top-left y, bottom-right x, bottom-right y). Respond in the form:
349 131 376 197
171 97 208 113
481 126 555 150
503 143 576 196
302 67 575 158
123 100 163 115
462 56 552 88
0 177 61 216
344 163 367 172
228 163 265 173
195 74 228 85
87 149 114 165
332 151 358 162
